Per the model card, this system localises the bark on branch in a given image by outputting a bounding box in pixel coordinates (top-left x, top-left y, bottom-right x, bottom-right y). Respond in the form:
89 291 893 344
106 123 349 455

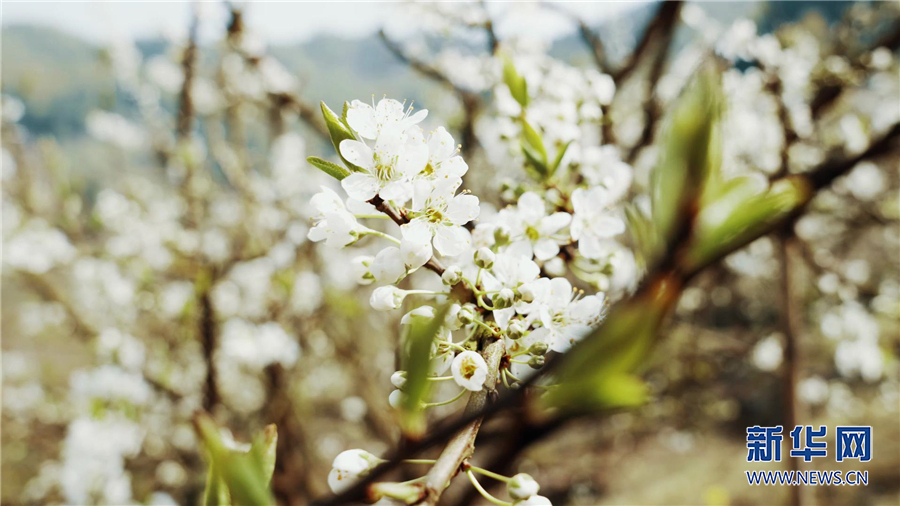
418 339 505 505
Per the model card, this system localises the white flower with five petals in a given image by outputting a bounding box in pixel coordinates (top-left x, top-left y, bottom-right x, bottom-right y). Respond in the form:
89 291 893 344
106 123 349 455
532 278 605 352
401 177 479 257
339 125 428 204
570 187 625 259
500 192 571 261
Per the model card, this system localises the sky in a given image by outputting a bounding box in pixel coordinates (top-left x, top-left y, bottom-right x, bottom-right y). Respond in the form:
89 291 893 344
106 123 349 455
1 1 646 46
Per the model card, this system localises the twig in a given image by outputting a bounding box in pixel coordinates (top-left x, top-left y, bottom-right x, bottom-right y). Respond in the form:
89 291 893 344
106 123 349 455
624 1 683 164
176 8 200 140
611 1 683 85
777 231 802 506
417 339 505 505
199 288 219 412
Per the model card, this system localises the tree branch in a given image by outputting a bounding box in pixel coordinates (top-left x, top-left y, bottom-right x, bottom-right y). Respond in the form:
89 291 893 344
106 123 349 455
624 1 683 164
176 9 199 140
611 1 683 85
418 339 505 505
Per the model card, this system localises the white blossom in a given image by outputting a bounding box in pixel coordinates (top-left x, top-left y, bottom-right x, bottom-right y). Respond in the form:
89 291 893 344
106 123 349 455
307 187 363 247
570 187 625 259
500 192 571 261
451 350 488 391
402 177 479 257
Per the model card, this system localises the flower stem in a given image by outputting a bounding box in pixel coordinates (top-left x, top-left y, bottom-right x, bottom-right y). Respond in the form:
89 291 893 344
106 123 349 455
466 469 512 506
361 228 401 245
427 375 455 382
469 465 511 483
473 319 498 336
422 389 467 408
355 214 391 219
401 459 437 465
405 289 451 297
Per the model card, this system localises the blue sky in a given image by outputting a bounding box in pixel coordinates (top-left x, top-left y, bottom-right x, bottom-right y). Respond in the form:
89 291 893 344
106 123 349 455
2 1 645 45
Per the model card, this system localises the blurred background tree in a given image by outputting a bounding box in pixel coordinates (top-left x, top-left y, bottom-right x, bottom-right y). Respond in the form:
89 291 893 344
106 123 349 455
2 1 898 505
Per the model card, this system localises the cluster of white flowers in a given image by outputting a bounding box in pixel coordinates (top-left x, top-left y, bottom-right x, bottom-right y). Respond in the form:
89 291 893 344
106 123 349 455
311 97 640 502
309 98 629 399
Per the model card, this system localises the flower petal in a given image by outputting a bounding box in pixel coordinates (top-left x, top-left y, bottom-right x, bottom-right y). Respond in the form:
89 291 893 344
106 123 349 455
433 225 470 256
341 173 380 202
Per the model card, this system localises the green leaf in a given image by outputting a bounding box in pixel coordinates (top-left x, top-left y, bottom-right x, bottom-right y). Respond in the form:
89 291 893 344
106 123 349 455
195 414 275 506
203 461 230 506
320 102 362 171
544 276 682 414
521 120 547 165
686 177 811 271
400 305 449 437
307 156 351 181
251 424 278 486
520 119 549 180
549 140 573 176
649 65 722 259
521 144 548 180
502 57 529 108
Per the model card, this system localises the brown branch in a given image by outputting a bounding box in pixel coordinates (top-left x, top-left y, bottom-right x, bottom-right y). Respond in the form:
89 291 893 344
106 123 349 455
479 0 499 55
624 2 683 164
176 9 200 140
199 288 219 412
224 7 330 142
418 339 505 505
611 1 683 85
777 232 802 506
809 20 900 118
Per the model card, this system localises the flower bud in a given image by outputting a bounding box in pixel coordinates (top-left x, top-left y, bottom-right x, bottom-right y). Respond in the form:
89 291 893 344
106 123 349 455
507 473 540 501
370 286 406 311
474 247 495 269
442 265 463 286
527 355 545 368
527 342 549 356
492 288 515 309
390 371 407 389
327 449 382 494
457 305 475 325
518 284 536 303
388 389 403 409
507 321 526 340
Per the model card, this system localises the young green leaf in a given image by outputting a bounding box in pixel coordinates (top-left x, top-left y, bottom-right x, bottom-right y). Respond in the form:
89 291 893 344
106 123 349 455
251 424 278 486
320 101 363 171
307 156 351 180
203 461 230 506
549 140 573 177
544 275 682 414
195 414 275 506
502 56 529 108
400 305 449 438
649 65 722 257
686 177 811 271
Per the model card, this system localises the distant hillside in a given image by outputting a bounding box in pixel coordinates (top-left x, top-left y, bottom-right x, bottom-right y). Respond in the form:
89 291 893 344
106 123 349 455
1 1 855 140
